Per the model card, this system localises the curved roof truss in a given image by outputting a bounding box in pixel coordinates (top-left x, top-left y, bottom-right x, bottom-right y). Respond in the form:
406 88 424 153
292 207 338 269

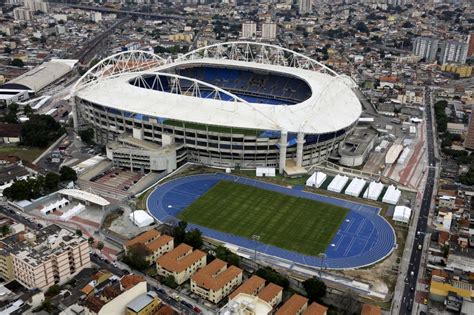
175 41 339 76
71 50 168 96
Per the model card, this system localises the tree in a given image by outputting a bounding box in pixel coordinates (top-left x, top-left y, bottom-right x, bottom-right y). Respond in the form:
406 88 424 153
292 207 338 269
0 225 11 236
60 166 77 182
184 229 203 249
23 104 33 117
96 241 104 252
303 277 327 302
88 237 94 245
44 172 60 192
3 103 18 124
46 284 60 297
161 275 178 289
173 221 187 244
76 229 83 237
215 246 240 267
79 128 94 145
11 58 24 67
355 21 369 34
122 243 150 271
21 115 65 147
255 267 289 289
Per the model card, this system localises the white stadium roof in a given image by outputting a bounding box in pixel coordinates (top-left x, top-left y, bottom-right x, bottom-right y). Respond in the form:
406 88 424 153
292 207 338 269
59 189 110 207
75 46 361 134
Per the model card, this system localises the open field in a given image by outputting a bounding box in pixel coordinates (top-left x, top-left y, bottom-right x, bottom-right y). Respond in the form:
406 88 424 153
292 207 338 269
0 145 44 162
178 180 349 256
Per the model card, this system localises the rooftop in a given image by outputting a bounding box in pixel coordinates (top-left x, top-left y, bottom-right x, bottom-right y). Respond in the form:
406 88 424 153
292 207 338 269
125 229 161 248
275 294 308 315
257 283 283 303
127 291 158 313
229 275 265 300
77 58 361 134
156 243 206 273
191 258 242 291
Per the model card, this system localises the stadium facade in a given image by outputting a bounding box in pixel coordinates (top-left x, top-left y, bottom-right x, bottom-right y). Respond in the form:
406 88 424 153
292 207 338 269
70 42 362 174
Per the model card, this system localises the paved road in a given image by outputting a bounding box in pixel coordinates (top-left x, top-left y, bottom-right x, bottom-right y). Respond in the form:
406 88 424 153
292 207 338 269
399 87 436 314
0 204 42 230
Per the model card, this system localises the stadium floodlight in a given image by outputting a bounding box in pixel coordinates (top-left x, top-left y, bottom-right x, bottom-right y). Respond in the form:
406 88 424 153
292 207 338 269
252 234 260 262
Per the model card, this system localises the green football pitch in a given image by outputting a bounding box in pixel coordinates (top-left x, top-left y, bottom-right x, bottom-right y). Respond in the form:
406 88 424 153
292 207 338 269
178 181 349 256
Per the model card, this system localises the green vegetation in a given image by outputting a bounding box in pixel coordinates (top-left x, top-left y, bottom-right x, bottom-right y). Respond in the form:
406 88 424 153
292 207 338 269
460 168 474 186
161 275 178 289
10 58 24 67
0 225 11 237
173 221 203 249
60 166 78 182
178 181 348 256
3 103 18 123
21 115 65 148
123 243 150 271
303 277 327 303
434 100 448 133
255 267 289 289
79 128 95 145
214 245 240 267
0 145 44 162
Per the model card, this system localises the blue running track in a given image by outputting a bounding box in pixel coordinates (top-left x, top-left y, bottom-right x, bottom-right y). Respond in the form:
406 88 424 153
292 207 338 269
147 174 397 269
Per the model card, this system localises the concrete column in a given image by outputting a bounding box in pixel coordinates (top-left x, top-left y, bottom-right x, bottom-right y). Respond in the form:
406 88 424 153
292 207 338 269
279 130 288 175
296 132 305 167
70 97 78 131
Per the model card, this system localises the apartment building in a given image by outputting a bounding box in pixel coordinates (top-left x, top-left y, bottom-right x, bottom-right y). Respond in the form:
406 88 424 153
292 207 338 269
0 242 14 281
257 283 283 308
229 275 265 300
262 22 277 40
304 302 328 315
275 294 308 315
156 243 206 285
10 225 91 290
241 21 257 39
191 259 243 304
125 229 174 265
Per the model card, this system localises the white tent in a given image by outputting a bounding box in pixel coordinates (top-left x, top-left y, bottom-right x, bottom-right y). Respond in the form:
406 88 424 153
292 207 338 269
60 203 86 221
345 178 366 197
328 174 349 193
41 198 69 215
383 185 401 205
393 206 412 224
129 210 154 227
305 172 327 188
256 167 276 177
363 182 384 200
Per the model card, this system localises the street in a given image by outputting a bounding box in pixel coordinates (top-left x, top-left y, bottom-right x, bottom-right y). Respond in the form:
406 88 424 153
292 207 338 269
399 87 436 314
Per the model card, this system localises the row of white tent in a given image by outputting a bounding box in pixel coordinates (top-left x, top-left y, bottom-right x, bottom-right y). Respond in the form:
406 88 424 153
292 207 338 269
305 172 402 205
59 203 86 221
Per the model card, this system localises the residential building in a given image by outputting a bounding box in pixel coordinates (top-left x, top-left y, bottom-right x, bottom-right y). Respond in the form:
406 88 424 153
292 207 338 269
303 302 328 315
126 291 161 315
83 275 147 315
124 229 174 265
257 283 283 308
0 242 14 282
10 225 91 290
24 0 49 13
360 303 381 315
242 21 257 39
298 0 312 15
190 259 243 303
464 108 474 150
439 40 469 65
229 275 265 300
156 243 206 285
220 293 272 315
441 64 472 78
275 294 308 315
13 8 33 21
262 22 277 40
412 37 439 62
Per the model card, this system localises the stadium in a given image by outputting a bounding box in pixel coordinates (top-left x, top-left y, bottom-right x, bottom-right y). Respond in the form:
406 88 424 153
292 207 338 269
71 42 362 174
